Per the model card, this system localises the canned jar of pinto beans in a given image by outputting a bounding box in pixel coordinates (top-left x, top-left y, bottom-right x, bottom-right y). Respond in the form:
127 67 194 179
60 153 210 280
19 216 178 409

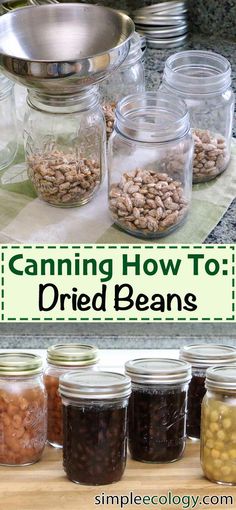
180 344 236 441
0 352 47 466
44 344 99 448
125 358 192 463
59 371 131 485
201 366 236 486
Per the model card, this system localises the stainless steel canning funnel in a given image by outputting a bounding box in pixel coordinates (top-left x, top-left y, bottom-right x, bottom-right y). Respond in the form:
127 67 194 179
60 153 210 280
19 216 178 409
0 3 134 93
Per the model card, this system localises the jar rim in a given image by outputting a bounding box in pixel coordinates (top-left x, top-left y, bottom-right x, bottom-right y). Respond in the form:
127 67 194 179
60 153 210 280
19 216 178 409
0 352 43 376
179 344 236 368
27 85 100 111
206 365 236 392
121 31 143 67
115 91 190 143
47 343 99 366
59 370 131 399
125 358 191 384
163 50 231 96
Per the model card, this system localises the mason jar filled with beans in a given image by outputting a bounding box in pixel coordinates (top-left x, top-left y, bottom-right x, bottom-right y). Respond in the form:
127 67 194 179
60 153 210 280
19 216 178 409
44 344 99 448
24 86 106 207
125 358 191 463
201 366 236 485
59 371 131 485
161 50 235 183
108 92 193 239
180 344 236 441
0 352 47 466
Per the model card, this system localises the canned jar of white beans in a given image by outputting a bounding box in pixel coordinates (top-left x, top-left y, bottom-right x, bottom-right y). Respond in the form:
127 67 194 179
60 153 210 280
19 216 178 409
201 365 236 485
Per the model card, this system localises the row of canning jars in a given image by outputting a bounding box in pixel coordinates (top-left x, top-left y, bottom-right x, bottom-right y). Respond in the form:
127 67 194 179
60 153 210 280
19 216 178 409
1 345 236 487
0 45 234 236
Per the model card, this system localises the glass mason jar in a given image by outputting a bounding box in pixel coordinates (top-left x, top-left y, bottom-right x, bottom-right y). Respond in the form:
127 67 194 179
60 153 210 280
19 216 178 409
161 50 235 183
59 371 131 485
0 352 47 466
100 32 145 139
125 358 191 463
24 87 106 207
108 92 193 239
180 344 236 441
0 75 17 170
44 343 99 448
201 366 236 486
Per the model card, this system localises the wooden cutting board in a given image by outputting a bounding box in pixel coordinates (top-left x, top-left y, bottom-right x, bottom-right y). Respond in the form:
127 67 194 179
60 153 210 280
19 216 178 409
0 442 235 510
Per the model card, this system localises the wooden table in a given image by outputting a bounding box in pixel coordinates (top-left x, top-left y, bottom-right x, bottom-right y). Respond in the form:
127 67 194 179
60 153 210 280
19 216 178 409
0 442 235 510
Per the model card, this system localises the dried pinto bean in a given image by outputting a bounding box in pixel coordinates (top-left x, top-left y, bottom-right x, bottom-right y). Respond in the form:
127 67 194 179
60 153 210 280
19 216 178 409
128 386 187 463
27 150 100 206
109 168 189 236
44 375 63 447
63 402 128 484
192 129 229 182
0 386 47 465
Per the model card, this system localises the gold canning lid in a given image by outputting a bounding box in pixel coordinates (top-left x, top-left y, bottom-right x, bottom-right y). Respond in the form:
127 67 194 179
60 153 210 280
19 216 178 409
0 352 43 376
47 343 99 367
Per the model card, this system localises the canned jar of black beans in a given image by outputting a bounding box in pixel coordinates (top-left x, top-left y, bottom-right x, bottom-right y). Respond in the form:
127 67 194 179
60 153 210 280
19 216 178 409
125 358 191 464
59 371 131 485
179 344 236 441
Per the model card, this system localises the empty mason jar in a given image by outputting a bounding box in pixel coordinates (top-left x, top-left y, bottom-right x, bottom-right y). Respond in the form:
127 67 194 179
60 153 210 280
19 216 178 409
180 344 236 441
44 343 99 448
60 371 131 485
125 358 191 463
161 50 235 183
0 352 47 466
108 92 193 238
24 86 106 207
0 75 17 170
100 32 145 139
201 366 236 485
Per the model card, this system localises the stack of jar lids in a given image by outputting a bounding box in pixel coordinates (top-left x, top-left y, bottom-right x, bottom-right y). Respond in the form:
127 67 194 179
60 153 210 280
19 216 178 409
133 0 188 49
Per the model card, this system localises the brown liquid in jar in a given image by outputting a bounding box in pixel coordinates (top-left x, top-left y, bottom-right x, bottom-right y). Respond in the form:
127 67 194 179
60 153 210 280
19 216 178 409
128 386 187 463
187 374 206 439
44 374 63 447
0 386 47 465
63 402 128 485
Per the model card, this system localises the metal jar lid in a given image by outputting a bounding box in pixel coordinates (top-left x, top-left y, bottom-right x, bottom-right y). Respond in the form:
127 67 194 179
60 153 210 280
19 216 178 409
47 343 99 367
134 15 187 26
134 2 187 16
125 358 191 385
59 371 131 400
179 344 236 369
206 366 236 392
140 24 188 37
0 352 43 376
147 34 188 49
